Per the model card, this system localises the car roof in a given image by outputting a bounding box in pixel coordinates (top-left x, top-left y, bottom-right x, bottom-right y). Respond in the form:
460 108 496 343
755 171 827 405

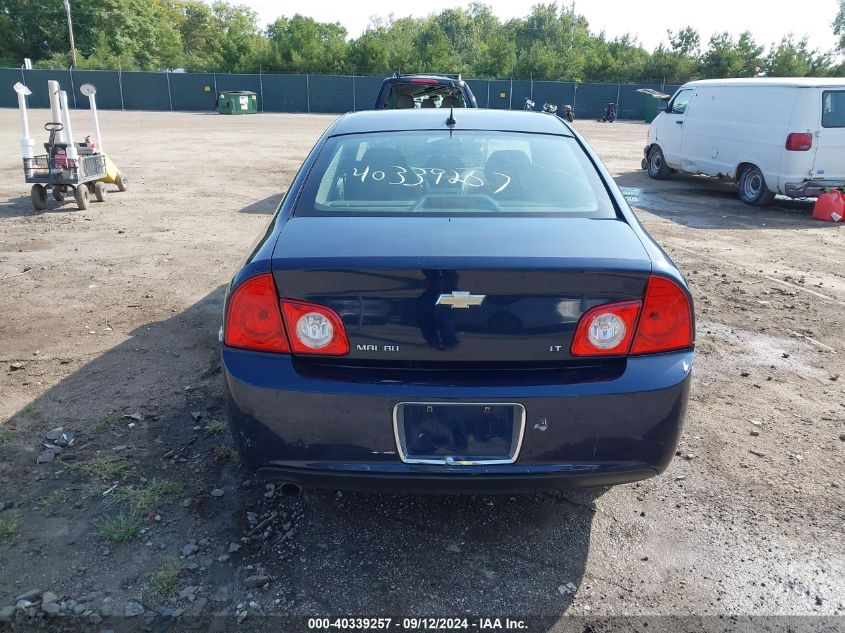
683 77 845 89
329 109 572 136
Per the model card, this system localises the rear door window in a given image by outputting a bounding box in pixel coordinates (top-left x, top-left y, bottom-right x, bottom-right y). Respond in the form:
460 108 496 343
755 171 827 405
822 91 845 128
295 130 616 218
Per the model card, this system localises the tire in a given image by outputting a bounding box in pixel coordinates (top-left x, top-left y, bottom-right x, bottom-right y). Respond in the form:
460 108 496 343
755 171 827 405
647 146 671 180
52 186 67 202
738 164 775 206
31 184 47 211
94 181 107 202
74 185 90 210
116 173 128 192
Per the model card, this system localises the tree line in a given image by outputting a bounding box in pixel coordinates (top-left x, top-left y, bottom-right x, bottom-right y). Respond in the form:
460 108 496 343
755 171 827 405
2 1 844 82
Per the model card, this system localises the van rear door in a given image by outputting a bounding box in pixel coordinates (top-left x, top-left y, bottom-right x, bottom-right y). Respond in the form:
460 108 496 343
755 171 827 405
813 89 845 181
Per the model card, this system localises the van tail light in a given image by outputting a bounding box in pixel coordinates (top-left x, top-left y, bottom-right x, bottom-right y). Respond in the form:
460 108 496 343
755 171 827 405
224 274 349 356
785 132 813 151
571 275 694 357
410 78 439 84
281 300 349 356
224 273 290 353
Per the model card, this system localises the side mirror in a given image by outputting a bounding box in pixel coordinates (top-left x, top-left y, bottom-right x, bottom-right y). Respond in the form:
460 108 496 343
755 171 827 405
657 99 669 113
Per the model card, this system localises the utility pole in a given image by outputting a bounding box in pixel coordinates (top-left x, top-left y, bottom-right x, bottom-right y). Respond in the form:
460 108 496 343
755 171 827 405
63 0 78 68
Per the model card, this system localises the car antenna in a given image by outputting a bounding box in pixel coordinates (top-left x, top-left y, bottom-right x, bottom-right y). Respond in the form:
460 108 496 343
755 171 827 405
446 106 456 136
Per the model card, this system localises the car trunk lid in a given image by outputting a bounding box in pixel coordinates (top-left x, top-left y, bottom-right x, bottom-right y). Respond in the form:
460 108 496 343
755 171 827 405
271 217 652 363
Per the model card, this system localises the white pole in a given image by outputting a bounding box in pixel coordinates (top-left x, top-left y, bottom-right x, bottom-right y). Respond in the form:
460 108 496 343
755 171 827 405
17 92 31 141
14 84 34 177
88 93 104 153
48 80 67 143
63 0 78 68
58 90 78 160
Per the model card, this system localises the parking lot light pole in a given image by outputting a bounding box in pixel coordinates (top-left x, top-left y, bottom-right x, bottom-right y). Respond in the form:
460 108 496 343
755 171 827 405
63 0 78 68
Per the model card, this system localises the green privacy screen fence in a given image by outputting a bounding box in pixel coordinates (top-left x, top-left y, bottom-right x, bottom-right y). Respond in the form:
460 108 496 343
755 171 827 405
0 67 680 121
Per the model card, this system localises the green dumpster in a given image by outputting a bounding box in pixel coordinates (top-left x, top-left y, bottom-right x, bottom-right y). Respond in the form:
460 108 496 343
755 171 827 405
218 91 258 115
644 97 658 123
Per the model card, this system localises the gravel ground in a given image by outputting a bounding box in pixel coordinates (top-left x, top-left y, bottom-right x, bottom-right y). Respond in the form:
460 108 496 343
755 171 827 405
0 109 842 631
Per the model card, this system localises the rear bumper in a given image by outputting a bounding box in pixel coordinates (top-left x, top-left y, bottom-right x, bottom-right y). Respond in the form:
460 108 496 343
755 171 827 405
784 179 845 198
255 465 657 494
222 348 693 493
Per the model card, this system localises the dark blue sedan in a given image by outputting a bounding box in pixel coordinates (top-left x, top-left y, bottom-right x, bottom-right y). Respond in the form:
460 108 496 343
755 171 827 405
221 108 694 494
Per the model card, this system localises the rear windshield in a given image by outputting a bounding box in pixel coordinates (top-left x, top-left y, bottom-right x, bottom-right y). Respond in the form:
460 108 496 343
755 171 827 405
384 83 467 109
294 130 615 218
822 90 845 128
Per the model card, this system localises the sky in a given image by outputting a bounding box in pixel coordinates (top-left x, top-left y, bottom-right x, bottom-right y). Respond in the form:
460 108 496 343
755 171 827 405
236 0 842 53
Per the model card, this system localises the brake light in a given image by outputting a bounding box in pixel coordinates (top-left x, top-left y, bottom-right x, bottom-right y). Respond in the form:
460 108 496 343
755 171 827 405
410 78 439 84
281 300 349 356
570 275 694 357
630 275 694 355
224 274 290 353
571 301 641 356
224 274 350 356
785 132 813 151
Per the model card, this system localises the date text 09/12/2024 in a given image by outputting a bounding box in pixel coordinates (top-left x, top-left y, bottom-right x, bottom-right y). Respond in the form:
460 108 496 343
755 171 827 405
307 617 528 630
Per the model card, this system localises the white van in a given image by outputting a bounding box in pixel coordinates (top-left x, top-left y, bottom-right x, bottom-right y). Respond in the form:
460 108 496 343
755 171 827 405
643 78 845 205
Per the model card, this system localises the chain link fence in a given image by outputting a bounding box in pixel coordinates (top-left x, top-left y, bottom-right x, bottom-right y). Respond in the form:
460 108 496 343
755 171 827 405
0 67 680 120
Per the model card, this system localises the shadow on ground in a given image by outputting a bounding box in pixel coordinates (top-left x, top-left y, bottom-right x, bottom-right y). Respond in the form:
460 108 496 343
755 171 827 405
240 193 283 214
286 487 600 615
0 182 125 219
614 170 837 231
1 286 599 620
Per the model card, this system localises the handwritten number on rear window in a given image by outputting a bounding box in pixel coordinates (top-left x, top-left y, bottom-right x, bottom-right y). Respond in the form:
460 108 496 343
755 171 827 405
449 170 485 188
389 166 407 185
492 172 511 194
407 167 427 187
351 165 509 193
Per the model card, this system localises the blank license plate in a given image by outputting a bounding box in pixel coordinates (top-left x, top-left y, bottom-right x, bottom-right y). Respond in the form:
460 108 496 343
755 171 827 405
393 402 525 465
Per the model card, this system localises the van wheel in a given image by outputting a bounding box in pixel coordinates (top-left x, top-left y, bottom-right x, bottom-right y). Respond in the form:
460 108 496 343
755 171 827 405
647 146 671 179
738 165 775 206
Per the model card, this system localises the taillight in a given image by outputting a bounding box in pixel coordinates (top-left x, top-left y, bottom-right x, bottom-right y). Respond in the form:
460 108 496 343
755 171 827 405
571 301 641 356
224 274 349 356
570 275 694 357
224 274 290 353
785 132 813 151
410 78 439 84
281 300 349 356
630 275 693 355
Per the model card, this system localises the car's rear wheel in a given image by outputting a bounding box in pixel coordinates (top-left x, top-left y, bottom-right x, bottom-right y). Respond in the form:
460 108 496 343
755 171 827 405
647 146 671 180
738 164 775 206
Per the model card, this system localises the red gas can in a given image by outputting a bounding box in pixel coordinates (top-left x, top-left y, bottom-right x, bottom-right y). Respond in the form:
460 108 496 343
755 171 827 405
813 189 844 222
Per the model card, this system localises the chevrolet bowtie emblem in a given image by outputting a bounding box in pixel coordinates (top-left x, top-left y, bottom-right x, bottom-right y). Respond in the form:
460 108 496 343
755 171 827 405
435 291 486 309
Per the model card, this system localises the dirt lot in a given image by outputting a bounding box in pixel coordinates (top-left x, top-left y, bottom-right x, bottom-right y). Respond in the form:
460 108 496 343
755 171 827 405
0 110 843 631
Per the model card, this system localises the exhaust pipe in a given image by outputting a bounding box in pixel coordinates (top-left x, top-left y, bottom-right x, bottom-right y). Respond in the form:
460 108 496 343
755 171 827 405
279 482 301 497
